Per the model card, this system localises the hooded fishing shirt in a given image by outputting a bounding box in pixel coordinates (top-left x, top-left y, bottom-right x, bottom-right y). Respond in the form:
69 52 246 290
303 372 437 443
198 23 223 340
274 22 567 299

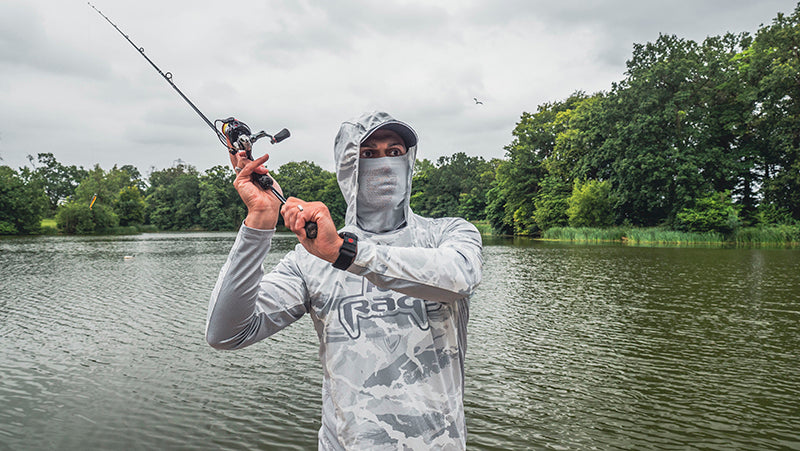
206 111 483 450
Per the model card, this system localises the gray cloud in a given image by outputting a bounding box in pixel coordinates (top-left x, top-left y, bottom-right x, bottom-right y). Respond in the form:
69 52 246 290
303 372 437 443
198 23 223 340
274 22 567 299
1 0 797 174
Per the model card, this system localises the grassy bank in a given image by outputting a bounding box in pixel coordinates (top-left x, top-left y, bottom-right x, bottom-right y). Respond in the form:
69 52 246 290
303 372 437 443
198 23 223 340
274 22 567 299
39 218 159 235
471 220 493 235
541 226 800 247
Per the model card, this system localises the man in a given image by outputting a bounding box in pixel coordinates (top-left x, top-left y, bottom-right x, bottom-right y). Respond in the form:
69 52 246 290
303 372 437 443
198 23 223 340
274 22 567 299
206 111 483 450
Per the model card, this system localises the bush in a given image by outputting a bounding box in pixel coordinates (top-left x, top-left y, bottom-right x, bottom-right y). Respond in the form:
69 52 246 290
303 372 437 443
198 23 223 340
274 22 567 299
676 191 741 235
56 202 119 234
567 179 614 228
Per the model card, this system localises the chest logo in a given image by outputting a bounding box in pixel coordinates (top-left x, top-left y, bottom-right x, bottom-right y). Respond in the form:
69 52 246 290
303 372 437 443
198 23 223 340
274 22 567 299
338 279 429 339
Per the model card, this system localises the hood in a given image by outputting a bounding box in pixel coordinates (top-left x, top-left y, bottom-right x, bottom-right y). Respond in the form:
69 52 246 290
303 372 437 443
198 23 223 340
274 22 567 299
334 111 418 230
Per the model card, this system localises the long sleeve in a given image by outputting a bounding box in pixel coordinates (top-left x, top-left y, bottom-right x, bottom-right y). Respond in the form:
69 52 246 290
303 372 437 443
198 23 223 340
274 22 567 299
205 225 308 350
348 217 483 303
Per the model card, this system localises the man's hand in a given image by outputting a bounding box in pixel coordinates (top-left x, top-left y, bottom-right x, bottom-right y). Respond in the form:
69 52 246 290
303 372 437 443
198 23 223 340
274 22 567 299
282 197 344 263
230 151 283 230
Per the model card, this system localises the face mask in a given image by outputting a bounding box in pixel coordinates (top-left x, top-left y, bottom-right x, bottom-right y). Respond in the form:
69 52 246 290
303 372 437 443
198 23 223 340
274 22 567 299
356 157 409 233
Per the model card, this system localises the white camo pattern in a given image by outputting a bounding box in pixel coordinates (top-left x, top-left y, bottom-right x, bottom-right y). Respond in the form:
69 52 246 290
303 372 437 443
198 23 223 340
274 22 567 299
206 111 483 450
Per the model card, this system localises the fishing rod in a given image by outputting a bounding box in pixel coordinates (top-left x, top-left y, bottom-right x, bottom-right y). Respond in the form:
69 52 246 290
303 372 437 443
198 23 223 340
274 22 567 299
88 3 316 238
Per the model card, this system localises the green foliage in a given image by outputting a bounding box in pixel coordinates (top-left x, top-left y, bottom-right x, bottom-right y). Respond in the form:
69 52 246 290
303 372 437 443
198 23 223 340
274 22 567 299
410 153 495 221
146 165 201 230
56 201 119 234
315 175 347 228
114 186 146 226
500 93 589 234
751 203 796 226
491 5 799 234
25 153 87 214
58 164 146 233
484 168 513 235
541 227 627 242
567 179 614 228
0 166 48 234
56 202 93 234
197 165 244 231
624 228 725 245
604 33 753 225
733 225 800 245
739 4 800 221
273 160 346 227
676 191 742 235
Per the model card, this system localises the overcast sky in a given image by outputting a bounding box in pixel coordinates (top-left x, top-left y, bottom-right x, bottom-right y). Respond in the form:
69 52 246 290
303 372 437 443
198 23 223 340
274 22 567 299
1 0 797 176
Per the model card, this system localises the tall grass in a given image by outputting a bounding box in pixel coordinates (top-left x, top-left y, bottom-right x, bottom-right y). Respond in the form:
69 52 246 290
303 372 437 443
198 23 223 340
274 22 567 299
541 227 627 242
542 226 800 246
623 228 724 245
733 225 800 246
471 220 493 235
40 218 57 228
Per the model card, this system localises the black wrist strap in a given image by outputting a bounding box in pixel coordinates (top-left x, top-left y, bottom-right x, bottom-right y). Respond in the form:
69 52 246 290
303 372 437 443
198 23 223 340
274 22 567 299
332 232 358 270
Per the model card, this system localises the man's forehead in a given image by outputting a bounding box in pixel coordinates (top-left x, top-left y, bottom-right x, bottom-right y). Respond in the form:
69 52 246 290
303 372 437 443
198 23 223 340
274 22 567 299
361 129 404 146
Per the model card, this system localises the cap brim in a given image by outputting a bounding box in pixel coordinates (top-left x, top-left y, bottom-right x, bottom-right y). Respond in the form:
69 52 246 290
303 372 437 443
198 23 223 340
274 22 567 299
363 121 418 149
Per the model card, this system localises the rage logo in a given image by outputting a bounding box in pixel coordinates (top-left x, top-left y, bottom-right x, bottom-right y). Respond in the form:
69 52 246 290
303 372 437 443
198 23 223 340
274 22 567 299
338 279 430 339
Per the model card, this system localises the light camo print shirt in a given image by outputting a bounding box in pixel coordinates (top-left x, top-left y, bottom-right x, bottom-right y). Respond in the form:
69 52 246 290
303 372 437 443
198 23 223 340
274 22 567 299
206 111 483 450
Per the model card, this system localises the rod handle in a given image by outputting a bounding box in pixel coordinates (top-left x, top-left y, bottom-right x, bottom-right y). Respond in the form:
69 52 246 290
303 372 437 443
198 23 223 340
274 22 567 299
251 173 318 239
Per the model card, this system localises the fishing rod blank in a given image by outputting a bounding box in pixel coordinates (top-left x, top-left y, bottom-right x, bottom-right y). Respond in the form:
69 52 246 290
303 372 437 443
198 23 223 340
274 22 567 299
88 3 317 239
87 2 228 147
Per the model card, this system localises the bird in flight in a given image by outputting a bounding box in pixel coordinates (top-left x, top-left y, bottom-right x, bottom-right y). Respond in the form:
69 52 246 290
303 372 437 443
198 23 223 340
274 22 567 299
473 97 484 105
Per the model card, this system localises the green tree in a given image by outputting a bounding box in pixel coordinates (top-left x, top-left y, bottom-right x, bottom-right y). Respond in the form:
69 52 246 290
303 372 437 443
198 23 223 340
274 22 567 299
55 201 118 234
501 93 588 234
533 175 570 231
567 179 615 227
316 174 347 228
114 186 146 226
676 191 742 234
532 93 611 231
485 160 514 235
198 165 244 230
601 32 753 227
410 152 494 220
743 4 800 220
55 202 94 234
274 161 344 227
64 164 144 230
273 161 330 200
0 166 48 234
146 164 201 230
25 153 87 214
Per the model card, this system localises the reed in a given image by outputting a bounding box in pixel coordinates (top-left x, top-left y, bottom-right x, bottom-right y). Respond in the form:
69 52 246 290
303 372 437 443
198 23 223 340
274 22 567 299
471 220 493 235
733 225 800 246
541 227 626 242
623 228 724 245
40 218 57 228
542 225 800 247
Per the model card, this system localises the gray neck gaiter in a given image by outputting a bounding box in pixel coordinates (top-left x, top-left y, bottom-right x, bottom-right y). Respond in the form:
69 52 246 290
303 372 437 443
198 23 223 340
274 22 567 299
356 157 409 233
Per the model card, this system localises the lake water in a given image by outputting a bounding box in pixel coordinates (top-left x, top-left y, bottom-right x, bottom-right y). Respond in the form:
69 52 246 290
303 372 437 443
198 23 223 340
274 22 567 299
1 233 798 450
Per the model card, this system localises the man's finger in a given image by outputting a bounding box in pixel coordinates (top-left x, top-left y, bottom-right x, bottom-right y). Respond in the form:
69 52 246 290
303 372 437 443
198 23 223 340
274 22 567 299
238 153 270 176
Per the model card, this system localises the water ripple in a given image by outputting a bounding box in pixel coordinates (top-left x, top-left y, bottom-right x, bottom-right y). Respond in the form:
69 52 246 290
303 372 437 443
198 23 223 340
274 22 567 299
1 235 798 449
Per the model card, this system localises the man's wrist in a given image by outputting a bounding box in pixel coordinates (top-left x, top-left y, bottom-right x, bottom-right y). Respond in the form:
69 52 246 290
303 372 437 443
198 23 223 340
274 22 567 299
332 232 358 270
244 211 277 230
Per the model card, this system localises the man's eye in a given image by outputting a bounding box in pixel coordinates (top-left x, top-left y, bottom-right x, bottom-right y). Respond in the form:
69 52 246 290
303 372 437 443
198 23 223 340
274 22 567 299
360 149 374 158
388 148 403 156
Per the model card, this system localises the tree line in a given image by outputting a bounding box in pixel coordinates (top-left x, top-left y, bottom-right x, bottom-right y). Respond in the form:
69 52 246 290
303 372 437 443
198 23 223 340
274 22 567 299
487 4 800 236
0 150 495 235
1 4 798 236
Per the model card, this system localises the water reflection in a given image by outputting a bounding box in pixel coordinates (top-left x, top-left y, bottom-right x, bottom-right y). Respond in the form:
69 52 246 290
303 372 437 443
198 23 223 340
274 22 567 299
468 240 800 450
0 234 798 450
